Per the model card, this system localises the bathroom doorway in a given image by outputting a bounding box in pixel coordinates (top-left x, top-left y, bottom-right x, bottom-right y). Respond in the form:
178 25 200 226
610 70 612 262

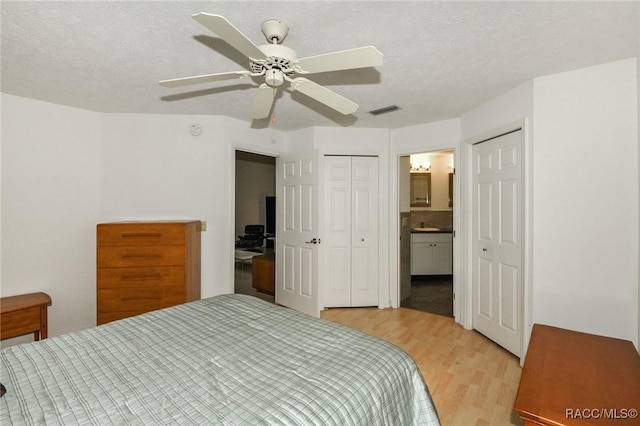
399 150 455 316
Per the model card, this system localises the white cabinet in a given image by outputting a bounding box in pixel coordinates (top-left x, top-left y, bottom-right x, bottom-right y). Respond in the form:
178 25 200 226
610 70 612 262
411 232 453 275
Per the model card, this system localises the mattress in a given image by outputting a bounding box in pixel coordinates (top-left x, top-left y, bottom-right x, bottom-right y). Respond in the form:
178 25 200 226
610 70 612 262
1 294 440 425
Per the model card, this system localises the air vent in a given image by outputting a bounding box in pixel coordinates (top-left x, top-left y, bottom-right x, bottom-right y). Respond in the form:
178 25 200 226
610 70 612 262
369 105 400 116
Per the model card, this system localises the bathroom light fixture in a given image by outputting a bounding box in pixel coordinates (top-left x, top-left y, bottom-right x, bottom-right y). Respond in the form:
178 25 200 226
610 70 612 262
410 161 431 172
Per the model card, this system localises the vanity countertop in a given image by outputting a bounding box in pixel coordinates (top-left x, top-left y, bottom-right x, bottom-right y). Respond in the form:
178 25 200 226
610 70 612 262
411 228 453 234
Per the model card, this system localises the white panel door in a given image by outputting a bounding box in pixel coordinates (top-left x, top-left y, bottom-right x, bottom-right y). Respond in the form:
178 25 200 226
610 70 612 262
472 130 523 357
324 156 378 307
323 156 352 307
275 151 320 317
350 156 379 306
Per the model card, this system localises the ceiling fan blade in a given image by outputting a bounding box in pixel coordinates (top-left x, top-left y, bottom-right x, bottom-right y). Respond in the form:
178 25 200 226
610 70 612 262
251 83 277 119
290 78 358 115
159 71 251 88
297 46 383 74
192 13 267 61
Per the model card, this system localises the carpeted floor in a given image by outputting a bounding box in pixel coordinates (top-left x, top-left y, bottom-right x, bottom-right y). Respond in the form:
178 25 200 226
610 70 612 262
401 275 453 317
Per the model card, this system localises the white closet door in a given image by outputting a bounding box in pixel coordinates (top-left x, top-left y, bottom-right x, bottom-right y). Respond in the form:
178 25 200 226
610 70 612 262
350 156 379 306
323 156 378 308
323 156 352 307
472 130 523 357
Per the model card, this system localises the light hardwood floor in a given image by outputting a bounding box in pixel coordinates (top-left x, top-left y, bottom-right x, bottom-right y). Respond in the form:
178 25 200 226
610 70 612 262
321 307 524 426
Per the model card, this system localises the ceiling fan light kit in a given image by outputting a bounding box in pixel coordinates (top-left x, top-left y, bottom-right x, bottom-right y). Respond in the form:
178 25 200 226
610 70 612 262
159 13 383 121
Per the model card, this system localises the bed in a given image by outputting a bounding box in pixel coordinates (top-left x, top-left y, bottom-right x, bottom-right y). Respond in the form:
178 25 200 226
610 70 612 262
1 294 440 425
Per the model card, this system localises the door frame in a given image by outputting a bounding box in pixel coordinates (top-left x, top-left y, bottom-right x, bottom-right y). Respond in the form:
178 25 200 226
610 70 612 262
390 146 461 322
319 151 387 311
460 119 533 361
229 145 283 297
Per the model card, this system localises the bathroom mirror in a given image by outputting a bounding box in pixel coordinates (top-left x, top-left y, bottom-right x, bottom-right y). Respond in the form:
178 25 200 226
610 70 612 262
410 173 431 207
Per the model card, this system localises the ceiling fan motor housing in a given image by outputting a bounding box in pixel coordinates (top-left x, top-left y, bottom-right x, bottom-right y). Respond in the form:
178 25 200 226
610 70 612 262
250 44 299 76
261 19 289 43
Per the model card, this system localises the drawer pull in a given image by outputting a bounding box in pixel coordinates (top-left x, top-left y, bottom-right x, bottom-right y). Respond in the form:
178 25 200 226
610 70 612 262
121 275 163 281
122 296 162 302
121 233 162 240
121 254 163 259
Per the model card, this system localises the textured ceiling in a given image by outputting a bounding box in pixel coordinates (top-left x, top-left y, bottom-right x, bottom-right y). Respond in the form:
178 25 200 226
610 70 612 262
2 1 638 131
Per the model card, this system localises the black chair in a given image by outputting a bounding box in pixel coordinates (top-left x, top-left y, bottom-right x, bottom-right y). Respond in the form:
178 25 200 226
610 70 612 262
236 224 265 250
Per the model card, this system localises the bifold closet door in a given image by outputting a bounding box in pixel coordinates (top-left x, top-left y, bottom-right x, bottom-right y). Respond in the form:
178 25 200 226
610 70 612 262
324 156 378 307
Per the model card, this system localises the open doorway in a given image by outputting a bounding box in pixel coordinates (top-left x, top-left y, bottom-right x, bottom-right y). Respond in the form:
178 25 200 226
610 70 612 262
234 150 276 303
399 150 455 316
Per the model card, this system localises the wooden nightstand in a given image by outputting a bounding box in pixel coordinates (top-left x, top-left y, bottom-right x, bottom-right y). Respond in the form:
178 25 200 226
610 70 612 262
0 292 52 341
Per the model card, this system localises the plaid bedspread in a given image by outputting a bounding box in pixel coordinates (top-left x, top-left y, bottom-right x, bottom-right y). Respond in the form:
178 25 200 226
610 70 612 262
1 294 440 425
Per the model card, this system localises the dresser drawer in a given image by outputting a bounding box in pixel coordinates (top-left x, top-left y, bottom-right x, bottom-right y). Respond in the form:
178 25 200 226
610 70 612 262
98 310 151 325
98 245 185 268
97 286 185 313
1 306 40 340
97 223 188 247
97 266 185 288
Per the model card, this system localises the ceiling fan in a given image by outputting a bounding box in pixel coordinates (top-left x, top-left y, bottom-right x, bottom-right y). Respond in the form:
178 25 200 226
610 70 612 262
160 13 383 120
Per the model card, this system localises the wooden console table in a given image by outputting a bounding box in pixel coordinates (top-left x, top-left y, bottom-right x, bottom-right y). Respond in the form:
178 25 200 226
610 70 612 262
0 292 52 341
514 324 640 425
252 254 275 295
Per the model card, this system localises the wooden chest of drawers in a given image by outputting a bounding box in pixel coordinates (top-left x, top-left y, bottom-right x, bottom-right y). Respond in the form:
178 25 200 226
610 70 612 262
97 221 201 325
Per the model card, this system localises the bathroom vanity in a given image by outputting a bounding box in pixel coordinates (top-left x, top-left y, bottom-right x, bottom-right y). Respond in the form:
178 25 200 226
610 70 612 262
410 229 453 275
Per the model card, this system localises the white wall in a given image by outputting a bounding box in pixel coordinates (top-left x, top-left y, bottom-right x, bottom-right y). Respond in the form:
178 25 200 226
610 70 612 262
392 118 461 153
1 94 102 347
100 113 230 298
100 114 287 299
284 127 315 153
532 58 638 345
460 81 534 341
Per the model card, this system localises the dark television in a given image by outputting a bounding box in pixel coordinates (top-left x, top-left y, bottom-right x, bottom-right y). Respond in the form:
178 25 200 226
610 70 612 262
266 196 276 235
